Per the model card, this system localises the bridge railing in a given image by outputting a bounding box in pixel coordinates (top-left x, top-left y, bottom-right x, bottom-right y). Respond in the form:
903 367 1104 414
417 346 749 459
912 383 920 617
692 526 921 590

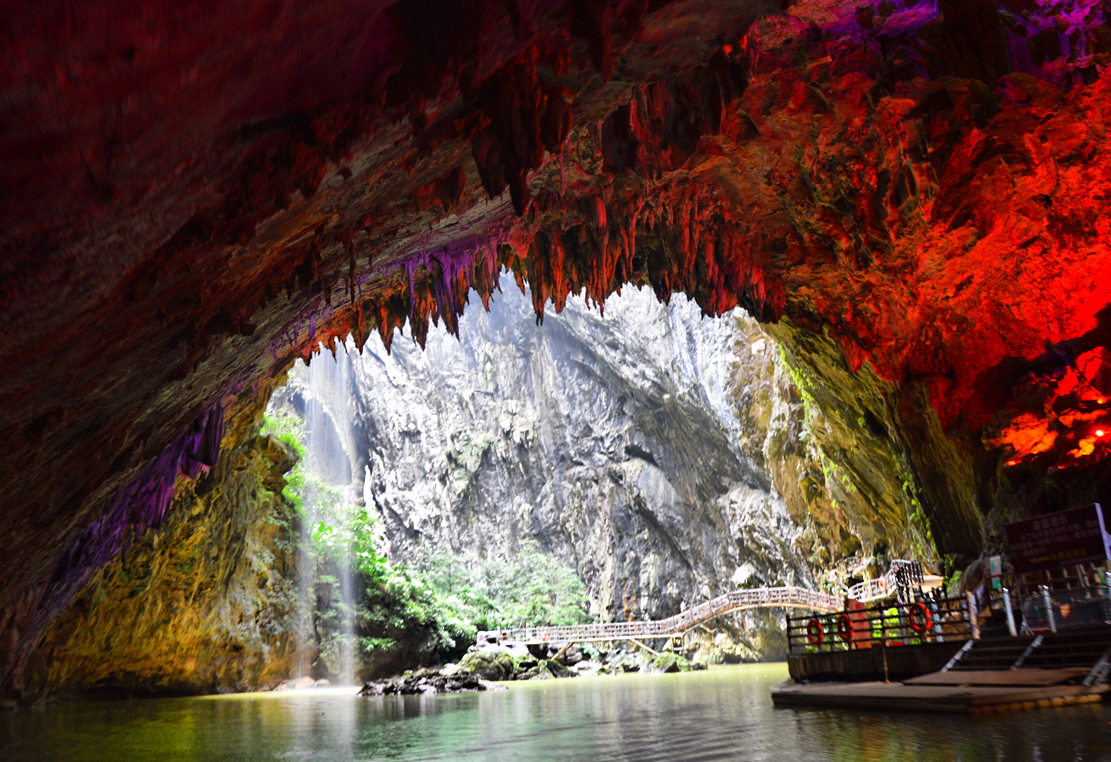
476 562 936 648
478 586 844 646
844 560 923 603
786 595 974 654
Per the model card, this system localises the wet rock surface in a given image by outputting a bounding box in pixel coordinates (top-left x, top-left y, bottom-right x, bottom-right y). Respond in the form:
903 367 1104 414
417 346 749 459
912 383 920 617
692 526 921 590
358 670 500 696
26 424 301 701
459 651 521 682
359 644 708 693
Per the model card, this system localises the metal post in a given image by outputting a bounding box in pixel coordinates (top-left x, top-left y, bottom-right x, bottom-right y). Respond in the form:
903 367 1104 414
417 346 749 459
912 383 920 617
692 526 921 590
966 591 980 639
930 600 944 642
1042 585 1057 634
785 611 790 654
1002 587 1017 637
1105 571 1111 624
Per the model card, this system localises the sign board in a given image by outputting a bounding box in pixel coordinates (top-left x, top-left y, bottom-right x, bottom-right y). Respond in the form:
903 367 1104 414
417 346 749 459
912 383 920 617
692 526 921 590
988 555 1002 588
1006 504 1111 575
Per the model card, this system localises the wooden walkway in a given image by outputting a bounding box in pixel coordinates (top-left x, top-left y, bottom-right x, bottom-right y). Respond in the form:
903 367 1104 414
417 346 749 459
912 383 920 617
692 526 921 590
478 586 843 646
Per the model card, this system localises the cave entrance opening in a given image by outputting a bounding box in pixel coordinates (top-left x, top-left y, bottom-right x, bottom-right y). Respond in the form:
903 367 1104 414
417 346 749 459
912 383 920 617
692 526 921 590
260 272 899 683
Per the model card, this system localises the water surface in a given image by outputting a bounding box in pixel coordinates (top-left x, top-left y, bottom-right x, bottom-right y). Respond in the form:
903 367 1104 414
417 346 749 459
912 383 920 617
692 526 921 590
4 664 1110 761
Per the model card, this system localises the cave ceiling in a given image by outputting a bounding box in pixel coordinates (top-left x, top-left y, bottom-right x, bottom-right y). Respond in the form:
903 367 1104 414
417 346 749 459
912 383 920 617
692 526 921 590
4 0 1111 688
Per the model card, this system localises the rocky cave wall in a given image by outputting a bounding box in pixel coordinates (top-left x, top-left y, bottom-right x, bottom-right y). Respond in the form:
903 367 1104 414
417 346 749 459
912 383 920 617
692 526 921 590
5 0 1111 697
27 424 301 699
25 278 951 696
273 281 815 625
276 275 940 608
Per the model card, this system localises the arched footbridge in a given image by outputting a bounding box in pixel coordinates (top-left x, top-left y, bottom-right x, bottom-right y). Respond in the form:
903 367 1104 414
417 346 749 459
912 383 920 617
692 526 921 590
478 586 844 647
477 561 928 648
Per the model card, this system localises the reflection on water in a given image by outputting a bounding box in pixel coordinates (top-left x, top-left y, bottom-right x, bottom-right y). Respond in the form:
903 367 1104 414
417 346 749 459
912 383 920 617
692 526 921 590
3 666 1110 761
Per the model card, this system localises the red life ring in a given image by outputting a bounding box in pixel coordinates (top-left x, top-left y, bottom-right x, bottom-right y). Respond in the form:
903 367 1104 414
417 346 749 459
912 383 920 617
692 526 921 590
807 616 824 645
907 601 932 633
837 613 853 643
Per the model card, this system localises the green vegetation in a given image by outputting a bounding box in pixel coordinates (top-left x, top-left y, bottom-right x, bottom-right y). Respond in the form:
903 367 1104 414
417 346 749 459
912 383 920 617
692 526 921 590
354 541 592 660
345 540 592 673
265 409 591 676
415 540 592 629
261 413 307 511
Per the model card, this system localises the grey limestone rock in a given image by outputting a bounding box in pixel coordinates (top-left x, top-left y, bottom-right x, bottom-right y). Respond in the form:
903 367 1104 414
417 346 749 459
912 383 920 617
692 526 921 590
271 276 815 629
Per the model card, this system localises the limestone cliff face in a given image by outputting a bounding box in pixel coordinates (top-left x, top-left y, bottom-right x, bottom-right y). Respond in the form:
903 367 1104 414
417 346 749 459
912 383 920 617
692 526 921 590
762 324 945 576
272 281 813 625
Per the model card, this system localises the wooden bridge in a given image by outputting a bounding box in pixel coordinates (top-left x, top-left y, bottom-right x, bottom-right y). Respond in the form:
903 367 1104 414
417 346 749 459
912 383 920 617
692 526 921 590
477 586 844 647
477 562 927 648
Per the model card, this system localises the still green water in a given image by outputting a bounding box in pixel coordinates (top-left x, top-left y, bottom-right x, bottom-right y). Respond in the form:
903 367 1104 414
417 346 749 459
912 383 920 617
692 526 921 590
3 664 1110 761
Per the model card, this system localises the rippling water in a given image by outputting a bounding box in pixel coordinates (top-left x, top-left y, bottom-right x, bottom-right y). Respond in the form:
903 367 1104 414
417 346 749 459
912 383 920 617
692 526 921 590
3 664 1110 761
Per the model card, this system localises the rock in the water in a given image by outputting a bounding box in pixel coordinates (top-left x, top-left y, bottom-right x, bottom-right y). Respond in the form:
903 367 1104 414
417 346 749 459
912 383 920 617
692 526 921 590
460 650 518 681
606 652 646 673
532 659 577 680
357 673 489 696
648 653 699 674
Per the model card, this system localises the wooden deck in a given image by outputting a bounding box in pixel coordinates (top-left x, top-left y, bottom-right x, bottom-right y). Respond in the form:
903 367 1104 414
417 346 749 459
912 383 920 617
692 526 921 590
905 668 1090 687
778 626 1111 712
770 678 1108 714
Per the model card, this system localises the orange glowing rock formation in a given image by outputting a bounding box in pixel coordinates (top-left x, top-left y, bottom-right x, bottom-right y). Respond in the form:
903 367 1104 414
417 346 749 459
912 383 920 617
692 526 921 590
990 347 1111 468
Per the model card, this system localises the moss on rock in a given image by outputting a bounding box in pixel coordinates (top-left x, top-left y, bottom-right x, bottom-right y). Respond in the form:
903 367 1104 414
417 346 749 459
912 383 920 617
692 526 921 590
460 650 518 681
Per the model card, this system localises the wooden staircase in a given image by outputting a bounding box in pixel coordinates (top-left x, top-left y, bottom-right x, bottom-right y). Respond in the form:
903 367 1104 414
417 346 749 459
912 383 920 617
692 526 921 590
943 626 1111 686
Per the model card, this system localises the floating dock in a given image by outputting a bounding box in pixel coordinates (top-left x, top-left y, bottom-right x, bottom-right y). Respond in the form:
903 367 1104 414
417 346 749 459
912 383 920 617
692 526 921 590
775 624 1111 713
771 673 1108 714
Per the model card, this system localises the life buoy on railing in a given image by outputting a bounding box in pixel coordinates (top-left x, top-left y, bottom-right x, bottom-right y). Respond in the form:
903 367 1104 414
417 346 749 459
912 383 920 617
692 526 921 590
907 601 932 633
837 613 853 643
807 616 824 645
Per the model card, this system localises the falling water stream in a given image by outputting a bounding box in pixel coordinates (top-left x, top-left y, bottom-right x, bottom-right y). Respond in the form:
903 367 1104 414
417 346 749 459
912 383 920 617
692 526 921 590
297 340 359 686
